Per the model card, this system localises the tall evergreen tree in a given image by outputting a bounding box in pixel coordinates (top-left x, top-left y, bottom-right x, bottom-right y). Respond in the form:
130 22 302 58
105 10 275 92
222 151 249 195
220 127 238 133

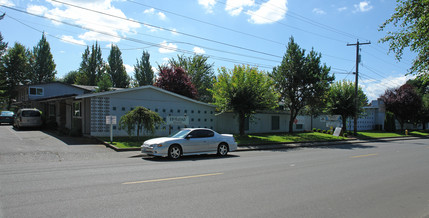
31 33 56 84
169 54 215 102
78 42 104 86
0 43 32 109
0 13 7 57
271 37 334 133
107 44 129 88
134 50 154 86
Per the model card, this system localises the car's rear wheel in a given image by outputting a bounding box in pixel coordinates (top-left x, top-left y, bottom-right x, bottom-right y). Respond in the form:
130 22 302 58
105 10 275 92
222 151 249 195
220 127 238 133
168 145 182 159
217 143 229 156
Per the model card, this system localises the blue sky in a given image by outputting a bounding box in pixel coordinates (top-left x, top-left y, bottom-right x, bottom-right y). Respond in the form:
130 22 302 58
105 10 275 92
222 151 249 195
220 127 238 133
0 0 416 100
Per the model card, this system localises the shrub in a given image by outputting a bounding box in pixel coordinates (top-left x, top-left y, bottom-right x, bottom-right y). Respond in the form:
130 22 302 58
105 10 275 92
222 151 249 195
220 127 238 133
327 130 333 135
312 128 317 132
317 129 321 132
343 132 348 137
322 130 327 133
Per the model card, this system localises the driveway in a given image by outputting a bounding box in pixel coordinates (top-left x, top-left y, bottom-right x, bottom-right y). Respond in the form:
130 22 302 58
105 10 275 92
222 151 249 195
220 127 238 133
0 125 137 164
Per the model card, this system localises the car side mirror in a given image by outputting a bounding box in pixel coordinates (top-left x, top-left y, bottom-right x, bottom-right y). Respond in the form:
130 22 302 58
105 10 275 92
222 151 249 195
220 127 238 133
185 135 192 139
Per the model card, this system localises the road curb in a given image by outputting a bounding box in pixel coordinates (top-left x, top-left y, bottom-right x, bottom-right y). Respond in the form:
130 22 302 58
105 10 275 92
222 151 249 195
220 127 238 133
94 135 427 152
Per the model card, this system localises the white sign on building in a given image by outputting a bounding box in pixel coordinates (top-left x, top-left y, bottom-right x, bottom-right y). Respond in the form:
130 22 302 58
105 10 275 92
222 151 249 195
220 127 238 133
167 116 189 125
106 115 117 125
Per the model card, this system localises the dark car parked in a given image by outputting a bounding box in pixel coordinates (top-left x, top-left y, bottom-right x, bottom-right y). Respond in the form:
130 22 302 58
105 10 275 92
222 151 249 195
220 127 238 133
0 111 14 125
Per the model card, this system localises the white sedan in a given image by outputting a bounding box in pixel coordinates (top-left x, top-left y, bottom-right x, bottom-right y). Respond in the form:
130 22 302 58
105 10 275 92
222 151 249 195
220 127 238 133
141 128 237 159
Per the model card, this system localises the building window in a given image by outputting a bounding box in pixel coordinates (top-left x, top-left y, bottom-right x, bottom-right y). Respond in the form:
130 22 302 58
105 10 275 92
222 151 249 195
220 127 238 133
271 116 280 130
122 107 125 111
113 107 116 111
29 87 44 96
49 104 55 117
73 102 81 117
296 124 303 130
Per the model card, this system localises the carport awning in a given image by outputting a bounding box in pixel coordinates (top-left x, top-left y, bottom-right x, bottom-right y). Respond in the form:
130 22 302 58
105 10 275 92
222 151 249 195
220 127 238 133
33 94 78 103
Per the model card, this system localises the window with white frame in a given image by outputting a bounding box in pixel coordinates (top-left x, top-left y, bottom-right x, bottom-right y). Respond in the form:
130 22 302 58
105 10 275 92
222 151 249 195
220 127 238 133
29 87 44 96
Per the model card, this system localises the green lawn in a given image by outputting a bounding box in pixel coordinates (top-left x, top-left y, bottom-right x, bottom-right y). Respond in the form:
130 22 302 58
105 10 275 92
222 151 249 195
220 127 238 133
235 132 346 145
99 130 428 148
98 136 153 149
354 130 429 139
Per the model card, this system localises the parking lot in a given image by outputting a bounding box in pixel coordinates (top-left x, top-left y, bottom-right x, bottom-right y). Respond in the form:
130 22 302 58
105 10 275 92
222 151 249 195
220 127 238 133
0 125 137 164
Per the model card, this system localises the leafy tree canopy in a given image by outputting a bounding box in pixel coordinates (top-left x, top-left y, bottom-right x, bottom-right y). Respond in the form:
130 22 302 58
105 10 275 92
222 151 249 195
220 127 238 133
119 106 164 140
210 65 279 135
31 33 56 84
107 44 129 88
325 80 368 133
379 0 429 81
271 36 334 133
134 50 154 86
381 83 422 130
78 42 105 86
154 65 198 99
169 54 215 102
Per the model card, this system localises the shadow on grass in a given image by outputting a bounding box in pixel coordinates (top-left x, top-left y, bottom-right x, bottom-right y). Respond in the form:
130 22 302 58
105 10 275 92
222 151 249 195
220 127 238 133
140 154 240 162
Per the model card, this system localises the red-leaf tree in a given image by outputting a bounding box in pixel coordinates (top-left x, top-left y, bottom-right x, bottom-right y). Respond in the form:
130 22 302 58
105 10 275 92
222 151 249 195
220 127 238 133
381 84 422 131
154 65 198 99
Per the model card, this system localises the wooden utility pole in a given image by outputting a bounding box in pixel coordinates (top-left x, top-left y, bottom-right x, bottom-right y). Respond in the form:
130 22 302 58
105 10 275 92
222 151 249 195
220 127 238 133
347 40 370 136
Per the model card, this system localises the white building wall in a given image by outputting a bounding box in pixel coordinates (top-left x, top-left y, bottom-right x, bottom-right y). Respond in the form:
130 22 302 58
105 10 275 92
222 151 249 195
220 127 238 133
88 88 216 137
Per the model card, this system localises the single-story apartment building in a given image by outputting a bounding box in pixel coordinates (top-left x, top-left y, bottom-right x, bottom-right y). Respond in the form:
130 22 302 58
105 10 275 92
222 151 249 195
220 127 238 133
15 82 408 137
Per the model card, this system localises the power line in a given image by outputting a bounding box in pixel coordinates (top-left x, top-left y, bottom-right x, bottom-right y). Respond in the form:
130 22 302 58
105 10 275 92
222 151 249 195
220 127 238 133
2 6 276 69
48 0 282 59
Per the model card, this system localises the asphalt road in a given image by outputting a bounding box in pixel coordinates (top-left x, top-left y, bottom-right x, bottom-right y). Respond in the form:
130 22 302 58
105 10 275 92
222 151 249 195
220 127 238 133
1 125 429 218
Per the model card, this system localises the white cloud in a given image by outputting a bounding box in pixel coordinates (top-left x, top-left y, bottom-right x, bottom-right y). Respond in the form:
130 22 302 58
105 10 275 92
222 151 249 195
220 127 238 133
193 47 206 54
247 0 287 24
171 28 179 35
60 35 86 46
157 12 166 20
143 8 155 14
0 0 14 7
198 0 216 13
226 0 254 16
124 64 134 76
27 5 48 15
312 8 326 15
159 41 177 54
361 75 413 100
353 1 373 13
144 24 161 32
28 0 140 43
337 6 347 12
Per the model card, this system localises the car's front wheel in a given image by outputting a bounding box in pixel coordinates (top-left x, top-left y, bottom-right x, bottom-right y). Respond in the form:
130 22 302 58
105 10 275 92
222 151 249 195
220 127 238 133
217 143 229 156
168 145 182 159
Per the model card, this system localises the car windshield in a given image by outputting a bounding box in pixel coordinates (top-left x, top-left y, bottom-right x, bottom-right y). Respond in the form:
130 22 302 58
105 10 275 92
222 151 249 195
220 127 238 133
22 110 41 117
1 111 13 116
170 130 191 138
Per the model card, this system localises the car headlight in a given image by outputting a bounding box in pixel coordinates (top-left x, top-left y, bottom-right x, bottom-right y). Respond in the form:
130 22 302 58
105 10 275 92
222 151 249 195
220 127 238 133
149 144 163 148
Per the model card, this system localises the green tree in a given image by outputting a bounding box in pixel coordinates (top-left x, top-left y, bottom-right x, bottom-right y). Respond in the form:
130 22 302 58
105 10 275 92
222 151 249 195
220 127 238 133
0 43 32 109
107 44 129 88
210 65 279 135
0 13 7 57
169 54 215 102
325 80 368 133
96 73 112 92
134 50 154 86
62 70 79 84
379 0 429 81
119 106 164 140
271 37 334 133
78 42 105 86
31 33 56 84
